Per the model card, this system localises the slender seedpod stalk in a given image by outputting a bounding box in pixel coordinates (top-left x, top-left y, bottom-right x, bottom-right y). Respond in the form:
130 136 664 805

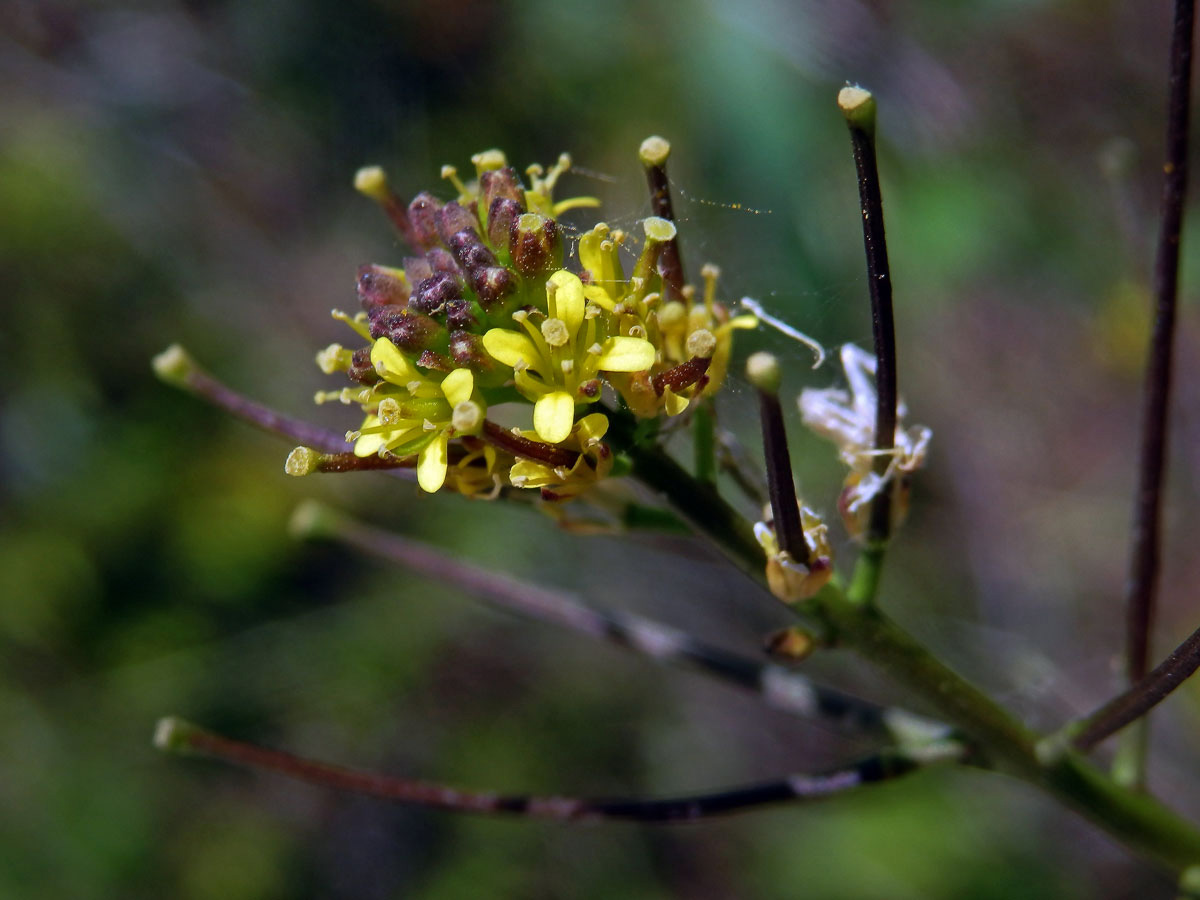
1118 0 1195 788
839 86 898 546
746 351 811 564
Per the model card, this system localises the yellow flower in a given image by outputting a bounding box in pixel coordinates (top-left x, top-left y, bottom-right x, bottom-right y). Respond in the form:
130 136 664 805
507 413 614 501
352 337 484 493
482 271 655 443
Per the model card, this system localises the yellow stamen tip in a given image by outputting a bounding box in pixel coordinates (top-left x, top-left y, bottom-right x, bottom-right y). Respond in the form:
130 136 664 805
354 166 390 203
639 135 671 168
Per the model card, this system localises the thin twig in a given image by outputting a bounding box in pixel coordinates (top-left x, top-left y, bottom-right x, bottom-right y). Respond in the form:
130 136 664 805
153 344 360 457
1066 622 1200 753
155 717 965 822
291 502 924 736
839 87 898 544
1120 0 1195 779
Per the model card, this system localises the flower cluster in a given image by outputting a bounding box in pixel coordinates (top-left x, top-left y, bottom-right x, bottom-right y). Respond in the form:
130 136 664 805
314 144 754 500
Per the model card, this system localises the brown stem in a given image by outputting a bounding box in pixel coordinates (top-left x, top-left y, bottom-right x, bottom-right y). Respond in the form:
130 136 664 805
481 419 580 468
1125 0 1195 695
841 90 898 543
758 389 811 562
156 718 963 822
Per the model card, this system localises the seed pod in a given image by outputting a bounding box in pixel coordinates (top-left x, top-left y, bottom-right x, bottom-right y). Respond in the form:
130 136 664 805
509 212 561 277
407 192 443 250
435 201 479 245
409 272 464 315
356 264 410 310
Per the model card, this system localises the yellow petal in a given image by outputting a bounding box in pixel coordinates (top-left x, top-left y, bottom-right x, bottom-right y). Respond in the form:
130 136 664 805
723 314 760 332
575 412 609 442
663 387 690 416
482 328 539 368
370 337 417 384
596 336 656 372
533 391 575 443
547 271 585 336
417 433 448 493
441 367 474 407
582 285 616 311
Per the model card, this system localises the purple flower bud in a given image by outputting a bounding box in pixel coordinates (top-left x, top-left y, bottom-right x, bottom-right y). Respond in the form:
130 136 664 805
404 256 434 284
347 347 380 384
473 266 516 309
382 309 443 353
446 229 498 273
425 247 461 276
407 192 443 250
367 304 407 340
487 197 522 252
509 213 561 277
409 272 463 315
449 330 498 375
480 167 525 215
435 201 479 245
445 299 478 331
356 264 410 310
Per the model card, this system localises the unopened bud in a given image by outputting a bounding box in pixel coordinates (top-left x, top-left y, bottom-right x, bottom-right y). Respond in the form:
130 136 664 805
409 272 463 314
445 298 479 331
347 347 379 384
509 212 561 276
449 330 496 374
436 201 479 245
487 197 523 251
473 265 516 308
480 166 526 214
426 247 461 276
357 264 410 310
407 192 443 250
745 351 782 394
382 310 443 353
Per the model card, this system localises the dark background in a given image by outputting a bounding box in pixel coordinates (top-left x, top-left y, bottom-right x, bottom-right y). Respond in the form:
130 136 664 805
3 0 1200 896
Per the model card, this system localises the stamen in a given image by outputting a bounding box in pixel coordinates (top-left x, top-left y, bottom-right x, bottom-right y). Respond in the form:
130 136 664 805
739 297 825 369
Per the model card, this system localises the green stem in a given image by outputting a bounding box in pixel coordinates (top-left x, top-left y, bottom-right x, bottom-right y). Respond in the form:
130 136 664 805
845 542 886 607
617 433 1200 873
693 400 717 486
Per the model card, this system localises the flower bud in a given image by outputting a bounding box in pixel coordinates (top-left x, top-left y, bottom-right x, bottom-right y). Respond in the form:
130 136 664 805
445 298 479 331
347 346 379 384
356 264 410 310
446 229 498 273
409 272 464 315
367 304 406 339
425 247 461 276
369 306 443 352
436 201 479 245
487 197 523 252
509 212 561 277
449 330 497 375
473 266 516 309
404 256 434 284
407 192 443 250
480 166 526 214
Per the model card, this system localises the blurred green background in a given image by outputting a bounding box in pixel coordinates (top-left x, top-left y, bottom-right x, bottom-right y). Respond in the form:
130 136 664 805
3 0 1200 896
